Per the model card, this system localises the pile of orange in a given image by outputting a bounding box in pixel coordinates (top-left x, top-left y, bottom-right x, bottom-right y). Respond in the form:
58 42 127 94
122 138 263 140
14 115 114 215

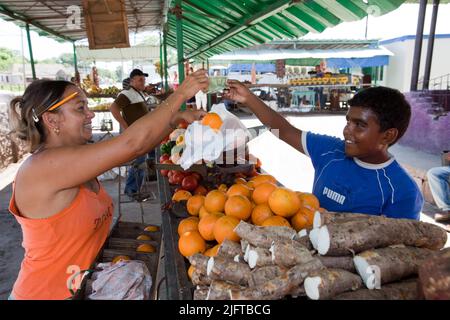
176 173 323 279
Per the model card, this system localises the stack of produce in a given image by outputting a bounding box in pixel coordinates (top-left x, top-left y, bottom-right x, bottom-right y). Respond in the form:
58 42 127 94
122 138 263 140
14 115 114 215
160 115 448 300
171 170 331 300
184 211 447 300
304 211 448 300
174 176 447 300
80 74 120 96
89 102 111 111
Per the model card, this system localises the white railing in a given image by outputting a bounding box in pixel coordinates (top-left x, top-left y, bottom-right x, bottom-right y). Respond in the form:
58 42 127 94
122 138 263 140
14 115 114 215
418 73 450 91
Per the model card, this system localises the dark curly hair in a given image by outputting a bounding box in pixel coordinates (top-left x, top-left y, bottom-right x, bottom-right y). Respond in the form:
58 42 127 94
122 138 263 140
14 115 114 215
348 86 411 145
9 79 75 153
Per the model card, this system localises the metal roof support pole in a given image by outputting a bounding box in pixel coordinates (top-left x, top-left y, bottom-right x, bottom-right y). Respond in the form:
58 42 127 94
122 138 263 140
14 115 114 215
163 33 169 92
72 42 78 75
423 0 440 90
25 23 36 80
159 33 164 85
207 59 211 111
175 0 186 110
410 0 427 92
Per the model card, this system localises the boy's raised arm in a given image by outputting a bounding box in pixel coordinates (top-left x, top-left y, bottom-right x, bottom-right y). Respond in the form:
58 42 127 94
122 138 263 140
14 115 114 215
224 80 306 155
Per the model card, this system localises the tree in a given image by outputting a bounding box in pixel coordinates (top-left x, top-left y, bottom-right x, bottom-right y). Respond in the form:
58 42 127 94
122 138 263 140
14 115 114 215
0 47 25 71
115 65 124 81
137 33 160 46
57 53 75 66
97 67 118 82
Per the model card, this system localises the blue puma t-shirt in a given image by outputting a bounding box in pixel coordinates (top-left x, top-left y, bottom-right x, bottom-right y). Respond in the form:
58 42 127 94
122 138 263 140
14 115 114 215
302 132 423 220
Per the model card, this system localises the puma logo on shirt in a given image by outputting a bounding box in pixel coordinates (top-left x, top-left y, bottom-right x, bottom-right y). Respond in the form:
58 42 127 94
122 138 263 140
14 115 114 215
323 187 346 205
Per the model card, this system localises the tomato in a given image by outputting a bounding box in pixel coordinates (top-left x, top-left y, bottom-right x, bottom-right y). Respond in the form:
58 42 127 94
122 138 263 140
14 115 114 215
168 175 176 185
172 171 185 185
181 175 199 192
174 187 187 193
159 154 170 163
178 120 189 129
160 159 173 176
255 158 262 169
194 185 208 196
246 166 259 177
190 172 202 181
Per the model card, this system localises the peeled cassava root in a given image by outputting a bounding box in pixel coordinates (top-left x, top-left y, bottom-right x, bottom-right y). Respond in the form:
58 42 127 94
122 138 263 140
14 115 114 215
309 228 320 250
247 247 272 269
333 279 419 300
313 211 373 229
249 265 287 287
295 232 314 251
207 280 243 300
234 221 299 248
188 254 209 272
188 254 211 286
217 239 242 259
270 240 314 268
229 258 325 300
193 286 209 300
316 255 356 273
418 247 450 300
317 218 448 256
304 268 363 300
353 246 435 289
207 256 251 286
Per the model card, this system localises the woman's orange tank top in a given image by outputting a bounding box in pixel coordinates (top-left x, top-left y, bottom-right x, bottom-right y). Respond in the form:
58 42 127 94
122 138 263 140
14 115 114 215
8 181 113 300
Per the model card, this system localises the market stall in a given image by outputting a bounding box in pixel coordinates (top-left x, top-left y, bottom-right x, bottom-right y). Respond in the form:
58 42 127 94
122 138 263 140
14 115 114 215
152 120 448 300
208 39 393 112
4 0 445 302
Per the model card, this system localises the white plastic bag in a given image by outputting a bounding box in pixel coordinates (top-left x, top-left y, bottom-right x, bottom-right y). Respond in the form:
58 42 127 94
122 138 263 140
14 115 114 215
88 260 152 300
179 104 252 170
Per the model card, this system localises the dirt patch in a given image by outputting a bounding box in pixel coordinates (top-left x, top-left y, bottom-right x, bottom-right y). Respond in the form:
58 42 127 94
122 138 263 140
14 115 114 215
0 184 23 300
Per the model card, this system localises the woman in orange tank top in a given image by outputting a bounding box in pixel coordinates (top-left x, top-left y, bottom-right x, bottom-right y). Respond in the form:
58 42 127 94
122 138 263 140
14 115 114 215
8 71 208 299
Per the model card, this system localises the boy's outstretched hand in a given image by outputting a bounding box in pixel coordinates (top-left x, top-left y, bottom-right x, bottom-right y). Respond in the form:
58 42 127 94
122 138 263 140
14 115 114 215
223 80 253 104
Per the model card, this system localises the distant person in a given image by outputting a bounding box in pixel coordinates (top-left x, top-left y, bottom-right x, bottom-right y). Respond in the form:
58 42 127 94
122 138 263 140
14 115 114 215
122 77 130 90
427 155 450 227
109 69 152 198
195 89 208 112
313 64 326 110
186 67 197 109
172 71 179 90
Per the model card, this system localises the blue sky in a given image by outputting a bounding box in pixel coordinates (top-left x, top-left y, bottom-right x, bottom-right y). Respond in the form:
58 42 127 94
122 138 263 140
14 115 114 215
0 3 449 62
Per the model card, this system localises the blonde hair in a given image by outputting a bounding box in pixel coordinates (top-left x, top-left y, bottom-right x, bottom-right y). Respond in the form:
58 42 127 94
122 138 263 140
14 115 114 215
8 79 75 153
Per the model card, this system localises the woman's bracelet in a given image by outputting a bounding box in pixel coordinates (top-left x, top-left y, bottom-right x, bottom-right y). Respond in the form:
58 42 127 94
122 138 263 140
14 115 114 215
161 99 176 113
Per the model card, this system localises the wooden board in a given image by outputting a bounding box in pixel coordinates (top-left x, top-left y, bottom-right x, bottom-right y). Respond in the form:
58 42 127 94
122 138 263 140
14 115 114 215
72 221 162 300
83 0 130 49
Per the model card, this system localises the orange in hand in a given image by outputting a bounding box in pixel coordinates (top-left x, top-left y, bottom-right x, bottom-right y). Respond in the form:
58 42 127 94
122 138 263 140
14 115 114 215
201 112 223 131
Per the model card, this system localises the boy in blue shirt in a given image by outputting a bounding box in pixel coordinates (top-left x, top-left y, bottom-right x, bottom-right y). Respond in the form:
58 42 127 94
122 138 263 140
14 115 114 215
224 82 423 220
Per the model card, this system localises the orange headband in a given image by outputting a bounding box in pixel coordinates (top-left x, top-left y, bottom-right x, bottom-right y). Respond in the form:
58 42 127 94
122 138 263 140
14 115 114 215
32 91 79 122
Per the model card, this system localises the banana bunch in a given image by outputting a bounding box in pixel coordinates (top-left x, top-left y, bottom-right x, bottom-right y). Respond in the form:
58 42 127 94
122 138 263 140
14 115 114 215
90 102 111 111
103 86 120 95
88 85 102 95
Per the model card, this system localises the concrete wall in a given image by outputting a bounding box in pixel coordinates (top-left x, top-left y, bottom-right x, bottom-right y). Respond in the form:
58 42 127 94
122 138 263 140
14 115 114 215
382 35 450 92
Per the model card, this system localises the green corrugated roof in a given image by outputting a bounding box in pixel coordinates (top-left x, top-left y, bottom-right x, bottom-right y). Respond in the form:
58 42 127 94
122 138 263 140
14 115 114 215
165 0 407 61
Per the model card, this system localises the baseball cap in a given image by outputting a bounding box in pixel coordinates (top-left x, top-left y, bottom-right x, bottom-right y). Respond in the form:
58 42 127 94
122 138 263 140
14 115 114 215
129 69 148 78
